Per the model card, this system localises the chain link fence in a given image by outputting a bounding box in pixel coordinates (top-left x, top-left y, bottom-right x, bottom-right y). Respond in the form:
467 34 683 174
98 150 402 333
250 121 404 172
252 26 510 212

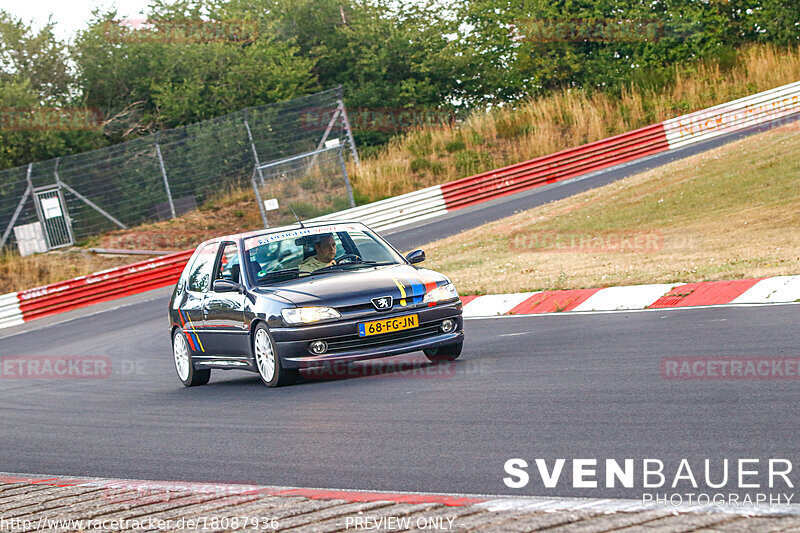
0 86 359 254
252 143 355 228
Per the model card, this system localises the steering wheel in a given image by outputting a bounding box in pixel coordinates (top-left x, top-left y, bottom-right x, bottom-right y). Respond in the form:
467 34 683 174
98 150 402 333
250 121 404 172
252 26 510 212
335 254 361 265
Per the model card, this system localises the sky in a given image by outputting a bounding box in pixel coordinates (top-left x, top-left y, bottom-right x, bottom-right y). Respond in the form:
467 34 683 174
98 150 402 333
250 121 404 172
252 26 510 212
0 0 153 41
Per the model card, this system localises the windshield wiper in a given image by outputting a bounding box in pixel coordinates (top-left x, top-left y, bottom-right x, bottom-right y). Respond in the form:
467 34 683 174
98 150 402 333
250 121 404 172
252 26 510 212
308 261 395 275
256 269 306 283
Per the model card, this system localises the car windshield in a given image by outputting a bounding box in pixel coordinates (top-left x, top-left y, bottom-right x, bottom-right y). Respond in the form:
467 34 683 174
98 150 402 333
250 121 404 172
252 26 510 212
242 224 404 284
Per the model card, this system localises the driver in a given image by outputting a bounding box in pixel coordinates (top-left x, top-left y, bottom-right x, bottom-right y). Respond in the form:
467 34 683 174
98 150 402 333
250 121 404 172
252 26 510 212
298 233 337 273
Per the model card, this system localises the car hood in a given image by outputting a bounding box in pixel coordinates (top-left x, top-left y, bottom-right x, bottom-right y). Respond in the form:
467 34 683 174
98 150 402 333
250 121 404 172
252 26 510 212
253 264 450 308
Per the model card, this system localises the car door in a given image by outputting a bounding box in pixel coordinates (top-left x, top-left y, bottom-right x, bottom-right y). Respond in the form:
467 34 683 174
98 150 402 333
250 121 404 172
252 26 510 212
178 241 218 355
202 241 249 356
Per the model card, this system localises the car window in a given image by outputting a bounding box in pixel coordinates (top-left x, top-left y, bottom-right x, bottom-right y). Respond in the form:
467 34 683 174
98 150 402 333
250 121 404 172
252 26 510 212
187 242 218 292
215 243 240 284
242 225 404 283
344 230 395 263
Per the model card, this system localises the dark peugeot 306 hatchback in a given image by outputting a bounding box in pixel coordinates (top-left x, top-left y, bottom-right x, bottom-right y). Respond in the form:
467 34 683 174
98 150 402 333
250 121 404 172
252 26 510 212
168 221 464 387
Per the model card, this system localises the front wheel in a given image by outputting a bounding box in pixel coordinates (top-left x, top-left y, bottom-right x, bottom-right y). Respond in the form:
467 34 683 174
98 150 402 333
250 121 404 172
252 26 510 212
173 329 210 387
253 324 298 387
424 341 463 362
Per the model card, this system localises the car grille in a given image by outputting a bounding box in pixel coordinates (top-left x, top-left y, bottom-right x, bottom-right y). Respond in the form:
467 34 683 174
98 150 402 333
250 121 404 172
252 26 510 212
336 303 376 315
323 323 442 353
336 302 426 320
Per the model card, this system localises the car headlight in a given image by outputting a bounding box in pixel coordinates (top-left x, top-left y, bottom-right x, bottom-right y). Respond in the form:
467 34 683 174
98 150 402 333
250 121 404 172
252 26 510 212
281 307 341 325
423 282 459 304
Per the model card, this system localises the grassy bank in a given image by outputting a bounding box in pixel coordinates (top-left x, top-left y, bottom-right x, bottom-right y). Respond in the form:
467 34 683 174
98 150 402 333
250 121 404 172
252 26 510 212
349 44 800 202
422 126 800 295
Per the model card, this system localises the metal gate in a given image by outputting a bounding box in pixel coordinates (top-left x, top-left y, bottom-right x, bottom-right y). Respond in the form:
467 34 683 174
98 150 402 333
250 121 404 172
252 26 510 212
34 186 74 249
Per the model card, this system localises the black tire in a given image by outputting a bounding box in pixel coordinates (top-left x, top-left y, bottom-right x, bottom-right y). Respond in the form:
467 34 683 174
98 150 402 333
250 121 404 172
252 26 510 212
252 323 299 387
424 341 463 362
172 329 211 387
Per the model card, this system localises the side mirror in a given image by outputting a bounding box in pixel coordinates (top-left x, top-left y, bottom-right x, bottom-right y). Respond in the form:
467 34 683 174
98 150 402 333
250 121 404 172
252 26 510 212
213 279 242 293
405 249 426 264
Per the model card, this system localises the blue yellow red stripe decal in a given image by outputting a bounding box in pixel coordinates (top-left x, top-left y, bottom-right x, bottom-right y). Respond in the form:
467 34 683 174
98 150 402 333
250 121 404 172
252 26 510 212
393 278 407 306
408 277 424 305
176 310 196 351
188 315 205 352
178 310 204 352
418 274 440 307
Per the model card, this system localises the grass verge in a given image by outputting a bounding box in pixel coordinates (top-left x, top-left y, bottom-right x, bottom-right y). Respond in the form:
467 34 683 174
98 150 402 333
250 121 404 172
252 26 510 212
421 126 800 295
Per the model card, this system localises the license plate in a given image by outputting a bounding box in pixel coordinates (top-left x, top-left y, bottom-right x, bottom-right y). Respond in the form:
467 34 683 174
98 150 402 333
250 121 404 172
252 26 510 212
358 314 418 337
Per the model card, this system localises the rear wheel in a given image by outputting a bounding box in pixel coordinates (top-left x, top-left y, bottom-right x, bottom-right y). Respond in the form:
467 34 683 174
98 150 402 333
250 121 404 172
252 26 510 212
173 329 211 387
424 341 463 362
253 324 298 387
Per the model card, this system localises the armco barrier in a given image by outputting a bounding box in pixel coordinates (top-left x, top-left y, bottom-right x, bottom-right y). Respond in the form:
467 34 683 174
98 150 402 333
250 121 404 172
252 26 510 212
0 80 798 330
4 249 194 324
309 184 447 232
440 123 669 210
663 80 800 149
318 79 800 228
442 81 800 212
0 292 23 328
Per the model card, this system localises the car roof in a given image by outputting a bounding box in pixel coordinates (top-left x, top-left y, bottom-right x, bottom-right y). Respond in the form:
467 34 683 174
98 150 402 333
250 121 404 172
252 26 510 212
195 220 366 248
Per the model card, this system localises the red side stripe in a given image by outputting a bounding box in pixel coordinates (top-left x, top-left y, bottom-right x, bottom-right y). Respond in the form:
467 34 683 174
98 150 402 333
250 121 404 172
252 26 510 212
177 310 198 351
509 288 601 314
648 278 764 308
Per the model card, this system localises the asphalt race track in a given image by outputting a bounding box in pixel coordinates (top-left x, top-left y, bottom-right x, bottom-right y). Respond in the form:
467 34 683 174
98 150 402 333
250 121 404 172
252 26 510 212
1 297 797 499
1 121 799 501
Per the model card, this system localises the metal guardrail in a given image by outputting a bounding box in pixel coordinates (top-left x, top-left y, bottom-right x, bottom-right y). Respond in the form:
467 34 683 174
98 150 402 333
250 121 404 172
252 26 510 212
313 79 800 226
0 292 23 329
440 123 670 211
309 185 447 231
663 80 800 149
13 250 194 322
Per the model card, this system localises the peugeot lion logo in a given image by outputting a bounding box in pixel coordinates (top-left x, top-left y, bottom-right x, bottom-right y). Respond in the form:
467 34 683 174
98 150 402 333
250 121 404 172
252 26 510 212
371 296 393 311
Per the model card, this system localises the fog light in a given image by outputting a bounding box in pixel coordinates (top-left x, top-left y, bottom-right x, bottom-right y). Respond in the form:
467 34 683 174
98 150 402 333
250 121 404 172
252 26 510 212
309 340 328 355
441 319 456 333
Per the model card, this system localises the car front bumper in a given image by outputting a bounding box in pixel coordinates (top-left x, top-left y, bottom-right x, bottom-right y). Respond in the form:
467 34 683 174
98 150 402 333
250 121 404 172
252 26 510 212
270 301 463 368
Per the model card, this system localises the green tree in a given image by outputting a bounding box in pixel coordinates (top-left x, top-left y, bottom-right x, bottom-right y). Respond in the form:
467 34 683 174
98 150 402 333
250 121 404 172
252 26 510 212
218 0 466 146
0 12 102 169
72 3 317 140
455 0 734 104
